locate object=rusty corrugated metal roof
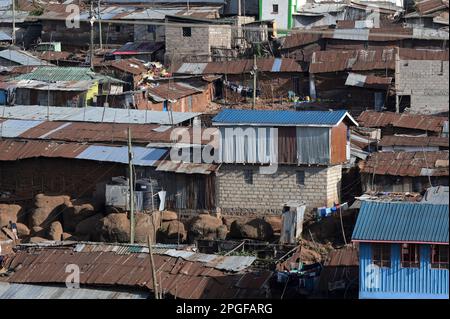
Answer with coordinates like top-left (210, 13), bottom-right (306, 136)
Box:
top-left (415, 0), bottom-right (448, 15)
top-left (357, 111), bottom-right (447, 132)
top-left (147, 81), bottom-right (206, 101)
top-left (2, 244), bottom-right (272, 299)
top-left (0, 139), bottom-right (89, 161)
top-left (360, 151), bottom-right (449, 176)
top-left (379, 135), bottom-right (449, 147)
top-left (176, 58), bottom-right (305, 75)
top-left (324, 247), bottom-right (359, 267)
top-left (156, 160), bottom-right (218, 175)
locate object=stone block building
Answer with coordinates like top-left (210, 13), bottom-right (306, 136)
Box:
top-left (395, 55), bottom-right (449, 115)
top-left (212, 109), bottom-right (358, 214)
top-left (165, 16), bottom-right (233, 64)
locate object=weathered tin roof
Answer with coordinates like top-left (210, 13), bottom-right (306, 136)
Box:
top-left (147, 81), bottom-right (206, 102)
top-left (0, 49), bottom-right (49, 66)
top-left (212, 109), bottom-right (358, 127)
top-left (0, 139), bottom-right (167, 166)
top-left (15, 66), bottom-right (122, 83)
top-left (357, 111), bottom-right (447, 132)
top-left (379, 135), bottom-right (449, 148)
top-left (0, 105), bottom-right (201, 125)
top-left (76, 145), bottom-right (167, 166)
top-left (156, 160), bottom-right (218, 175)
top-left (175, 58), bottom-right (305, 75)
top-left (2, 243), bottom-right (272, 299)
top-left (360, 151), bottom-right (449, 176)
top-left (0, 30), bottom-right (12, 41)
top-left (0, 283), bottom-right (150, 299)
top-left (352, 201), bottom-right (449, 244)
top-left (345, 73), bottom-right (392, 89)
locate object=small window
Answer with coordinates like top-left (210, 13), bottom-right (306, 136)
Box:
top-left (182, 27), bottom-right (192, 37)
top-left (431, 245), bottom-right (449, 269)
top-left (296, 170), bottom-right (305, 186)
top-left (272, 4), bottom-right (279, 14)
top-left (147, 25), bottom-right (156, 33)
top-left (401, 243), bottom-right (420, 268)
top-left (115, 25), bottom-right (121, 32)
top-left (372, 243), bottom-right (391, 268)
top-left (244, 169), bottom-right (253, 184)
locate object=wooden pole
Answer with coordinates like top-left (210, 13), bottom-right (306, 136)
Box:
top-left (98, 0), bottom-right (103, 50)
top-left (252, 54), bottom-right (257, 108)
top-left (147, 234), bottom-right (159, 299)
top-left (128, 127), bottom-right (135, 244)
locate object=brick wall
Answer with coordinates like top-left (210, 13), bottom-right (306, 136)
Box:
top-left (216, 164), bottom-right (342, 215)
top-left (396, 59), bottom-right (449, 115)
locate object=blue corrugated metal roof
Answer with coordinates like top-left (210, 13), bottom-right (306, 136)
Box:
top-left (352, 202), bottom-right (449, 244)
top-left (0, 119), bottom-right (44, 138)
top-left (76, 145), bottom-right (167, 166)
top-left (212, 109), bottom-right (357, 126)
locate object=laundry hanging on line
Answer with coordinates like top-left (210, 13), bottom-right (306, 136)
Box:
top-left (223, 80), bottom-right (261, 98)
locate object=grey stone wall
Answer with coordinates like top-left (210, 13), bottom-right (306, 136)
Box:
top-left (396, 59), bottom-right (449, 115)
top-left (165, 25), bottom-right (232, 64)
top-left (216, 164), bottom-right (342, 215)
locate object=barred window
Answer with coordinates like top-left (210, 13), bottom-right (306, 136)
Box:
top-left (431, 245), bottom-right (449, 269)
top-left (401, 243), bottom-right (420, 268)
top-left (182, 27), bottom-right (192, 37)
top-left (372, 243), bottom-right (391, 268)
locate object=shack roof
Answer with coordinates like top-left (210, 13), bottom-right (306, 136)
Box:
top-left (0, 139), bottom-right (167, 166)
top-left (0, 105), bottom-right (201, 125)
top-left (360, 151), bottom-right (449, 176)
top-left (357, 111), bottom-right (448, 132)
top-left (147, 81), bottom-right (207, 102)
top-left (0, 49), bottom-right (49, 66)
top-left (113, 42), bottom-right (164, 55)
top-left (174, 58), bottom-right (305, 75)
top-left (15, 66), bottom-right (123, 83)
top-left (1, 242), bottom-right (272, 299)
top-left (352, 201), bottom-right (449, 244)
top-left (0, 118), bottom-right (215, 146)
top-left (379, 135), bottom-right (449, 148)
top-left (212, 109), bottom-right (358, 127)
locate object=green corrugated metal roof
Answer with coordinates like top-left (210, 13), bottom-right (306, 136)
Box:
top-left (352, 201), bottom-right (449, 244)
top-left (15, 67), bottom-right (123, 83)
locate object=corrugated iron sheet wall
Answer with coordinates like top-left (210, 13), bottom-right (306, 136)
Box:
top-left (219, 126), bottom-right (277, 164)
top-left (297, 127), bottom-right (330, 164)
top-left (278, 127), bottom-right (297, 164)
top-left (359, 243), bottom-right (449, 298)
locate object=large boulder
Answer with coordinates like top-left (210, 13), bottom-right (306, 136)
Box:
top-left (216, 225), bottom-right (228, 240)
top-left (135, 212), bottom-right (160, 244)
top-left (63, 199), bottom-right (97, 233)
top-left (0, 204), bottom-right (23, 228)
top-left (161, 210), bottom-right (178, 222)
top-left (188, 214), bottom-right (223, 241)
top-left (29, 194), bottom-right (71, 228)
top-left (97, 213), bottom-right (130, 243)
top-left (47, 221), bottom-right (63, 241)
top-left (74, 213), bottom-right (104, 241)
top-left (229, 218), bottom-right (274, 241)
top-left (16, 223), bottom-right (30, 237)
top-left (264, 216), bottom-right (282, 234)
top-left (158, 220), bottom-right (186, 243)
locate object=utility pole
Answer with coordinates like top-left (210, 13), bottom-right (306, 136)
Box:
top-left (252, 54), bottom-right (257, 108)
top-left (147, 234), bottom-right (160, 299)
top-left (89, 1), bottom-right (95, 70)
top-left (395, 46), bottom-right (400, 113)
top-left (12, 0), bottom-right (16, 45)
top-left (128, 127), bottom-right (135, 244)
top-left (98, 0), bottom-right (103, 50)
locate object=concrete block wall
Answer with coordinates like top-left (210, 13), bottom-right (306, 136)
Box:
top-left (209, 25), bottom-right (232, 49)
top-left (396, 60), bottom-right (449, 114)
top-left (165, 25), bottom-right (211, 63)
top-left (133, 24), bottom-right (165, 42)
top-left (216, 164), bottom-right (342, 215)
